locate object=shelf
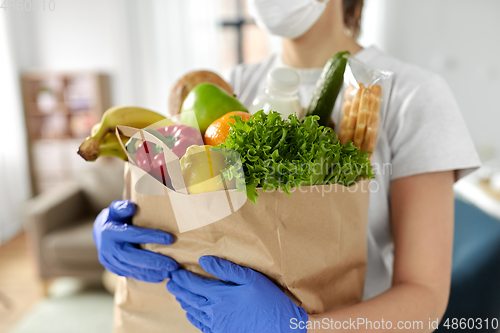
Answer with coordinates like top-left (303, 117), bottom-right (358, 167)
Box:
top-left (21, 71), bottom-right (111, 195)
top-left (29, 113), bottom-right (69, 117)
top-left (29, 102), bottom-right (68, 116)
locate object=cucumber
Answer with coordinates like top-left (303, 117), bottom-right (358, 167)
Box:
top-left (305, 51), bottom-right (349, 127)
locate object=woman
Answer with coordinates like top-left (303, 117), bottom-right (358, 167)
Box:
top-left (94, 0), bottom-right (481, 331)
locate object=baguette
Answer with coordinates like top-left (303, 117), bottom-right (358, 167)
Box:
top-left (339, 83), bottom-right (363, 144)
top-left (339, 85), bottom-right (353, 143)
top-left (361, 85), bottom-right (382, 154)
top-left (353, 87), bottom-right (371, 147)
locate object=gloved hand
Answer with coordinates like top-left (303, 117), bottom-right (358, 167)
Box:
top-left (93, 200), bottom-right (178, 282)
top-left (167, 256), bottom-right (308, 333)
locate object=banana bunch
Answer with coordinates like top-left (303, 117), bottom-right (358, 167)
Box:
top-left (78, 106), bottom-right (166, 161)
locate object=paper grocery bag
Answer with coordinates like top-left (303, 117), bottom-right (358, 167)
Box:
top-left (113, 126), bottom-right (371, 333)
top-left (116, 125), bottom-right (249, 233)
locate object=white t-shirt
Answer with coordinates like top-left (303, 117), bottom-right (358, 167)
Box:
top-left (229, 46), bottom-right (481, 300)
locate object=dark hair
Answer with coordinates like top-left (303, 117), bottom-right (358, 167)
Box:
top-left (343, 0), bottom-right (363, 31)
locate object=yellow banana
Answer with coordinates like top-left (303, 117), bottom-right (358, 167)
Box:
top-left (91, 122), bottom-right (101, 136)
top-left (78, 106), bottom-right (166, 161)
top-left (97, 132), bottom-right (129, 161)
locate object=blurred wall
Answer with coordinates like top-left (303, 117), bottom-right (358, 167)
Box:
top-left (0, 14), bottom-right (31, 245)
top-left (362, 0), bottom-right (500, 159)
top-left (7, 0), bottom-right (222, 115)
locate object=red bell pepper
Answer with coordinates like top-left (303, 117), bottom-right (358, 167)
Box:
top-left (135, 124), bottom-right (203, 186)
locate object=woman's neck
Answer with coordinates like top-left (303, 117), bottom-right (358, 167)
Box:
top-left (282, 35), bottom-right (362, 69)
top-left (281, 2), bottom-right (363, 69)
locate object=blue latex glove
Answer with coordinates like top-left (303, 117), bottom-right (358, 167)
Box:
top-left (93, 200), bottom-right (178, 282)
top-left (167, 256), bottom-right (308, 333)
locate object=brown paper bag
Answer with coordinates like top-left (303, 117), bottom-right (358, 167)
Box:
top-left (113, 125), bottom-right (370, 333)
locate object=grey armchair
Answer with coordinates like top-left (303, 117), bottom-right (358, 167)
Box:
top-left (23, 163), bottom-right (124, 294)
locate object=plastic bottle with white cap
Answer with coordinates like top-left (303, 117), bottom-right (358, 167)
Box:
top-left (250, 67), bottom-right (303, 119)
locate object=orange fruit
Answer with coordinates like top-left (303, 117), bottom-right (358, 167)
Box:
top-left (204, 111), bottom-right (251, 146)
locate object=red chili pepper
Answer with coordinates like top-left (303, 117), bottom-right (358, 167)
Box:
top-left (135, 125), bottom-right (203, 186)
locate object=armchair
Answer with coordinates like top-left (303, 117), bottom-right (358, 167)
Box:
top-left (23, 163), bottom-right (124, 294)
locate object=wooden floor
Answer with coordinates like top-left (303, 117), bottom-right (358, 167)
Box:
top-left (0, 233), bottom-right (42, 333)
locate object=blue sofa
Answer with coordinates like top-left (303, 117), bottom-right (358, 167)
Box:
top-left (436, 198), bottom-right (500, 331)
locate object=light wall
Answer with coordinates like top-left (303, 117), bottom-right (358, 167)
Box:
top-left (8, 0), bottom-right (129, 104)
top-left (8, 0), bottom-right (222, 115)
top-left (0, 14), bottom-right (31, 244)
top-left (362, 0), bottom-right (500, 159)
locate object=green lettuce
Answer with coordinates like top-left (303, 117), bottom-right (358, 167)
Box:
top-left (216, 111), bottom-right (374, 203)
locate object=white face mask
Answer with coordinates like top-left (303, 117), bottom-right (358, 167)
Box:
top-left (247, 0), bottom-right (330, 39)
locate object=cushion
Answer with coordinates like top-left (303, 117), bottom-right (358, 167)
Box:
top-left (77, 163), bottom-right (124, 212)
top-left (42, 218), bottom-right (101, 268)
top-left (436, 198), bottom-right (500, 331)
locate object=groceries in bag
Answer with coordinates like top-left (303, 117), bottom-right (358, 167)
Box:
top-left (74, 63), bottom-right (391, 332)
top-left (77, 106), bottom-right (166, 161)
top-left (306, 51), bottom-right (349, 127)
top-left (128, 125), bottom-right (204, 186)
top-left (338, 83), bottom-right (382, 153)
top-left (180, 82), bottom-right (248, 135)
top-left (218, 110), bottom-right (374, 203)
top-left (204, 111), bottom-right (252, 146)
top-left (335, 56), bottom-right (393, 155)
top-left (168, 70), bottom-right (234, 117)
top-left (250, 67), bottom-right (303, 119)
top-left (180, 144), bottom-right (236, 194)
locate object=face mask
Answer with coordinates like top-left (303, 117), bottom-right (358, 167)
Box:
top-left (247, 0), bottom-right (329, 39)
